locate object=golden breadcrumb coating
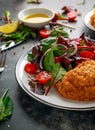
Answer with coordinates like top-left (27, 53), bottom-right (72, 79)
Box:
top-left (55, 60), bottom-right (95, 101)
top-left (90, 10), bottom-right (95, 28)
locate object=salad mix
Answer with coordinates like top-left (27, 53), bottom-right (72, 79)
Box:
top-left (24, 33), bottom-right (95, 95)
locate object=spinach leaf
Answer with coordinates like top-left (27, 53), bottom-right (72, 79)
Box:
top-left (0, 100), bottom-right (5, 121)
top-left (40, 37), bottom-right (57, 52)
top-left (45, 63), bottom-right (66, 95)
top-left (18, 25), bottom-right (36, 39)
top-left (27, 53), bottom-right (34, 61)
top-left (3, 96), bottom-right (13, 117)
top-left (2, 24), bottom-right (36, 46)
top-left (53, 46), bottom-right (67, 56)
top-left (43, 46), bottom-right (66, 82)
top-left (52, 63), bottom-right (66, 83)
top-left (0, 89), bottom-right (14, 121)
top-left (51, 27), bottom-right (69, 37)
top-left (43, 49), bottom-right (55, 71)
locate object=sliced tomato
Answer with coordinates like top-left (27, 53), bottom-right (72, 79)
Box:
top-left (36, 71), bottom-right (52, 85)
top-left (39, 29), bottom-right (50, 38)
top-left (24, 62), bottom-right (38, 74)
top-left (67, 10), bottom-right (77, 21)
top-left (79, 50), bottom-right (94, 59)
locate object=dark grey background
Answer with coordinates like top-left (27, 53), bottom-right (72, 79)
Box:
top-left (0, 0), bottom-right (95, 130)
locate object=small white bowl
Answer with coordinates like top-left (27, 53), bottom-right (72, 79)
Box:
top-left (18, 7), bottom-right (54, 28)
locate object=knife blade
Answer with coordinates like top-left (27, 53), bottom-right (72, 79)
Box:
top-left (0, 40), bottom-right (22, 51)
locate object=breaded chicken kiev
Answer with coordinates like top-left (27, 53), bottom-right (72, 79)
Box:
top-left (55, 60), bottom-right (95, 101)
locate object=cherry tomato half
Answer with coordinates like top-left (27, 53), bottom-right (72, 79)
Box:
top-left (79, 50), bottom-right (94, 59)
top-left (36, 71), bottom-right (52, 85)
top-left (24, 62), bottom-right (38, 74)
top-left (67, 10), bottom-right (77, 21)
top-left (39, 29), bottom-right (50, 38)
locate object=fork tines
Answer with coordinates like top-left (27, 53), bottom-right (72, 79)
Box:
top-left (0, 50), bottom-right (7, 68)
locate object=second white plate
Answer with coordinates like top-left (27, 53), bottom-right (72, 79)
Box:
top-left (84, 10), bottom-right (95, 31)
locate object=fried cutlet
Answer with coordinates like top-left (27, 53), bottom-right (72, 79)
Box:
top-left (55, 60), bottom-right (95, 101)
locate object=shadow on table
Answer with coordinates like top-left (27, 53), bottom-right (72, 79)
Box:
top-left (17, 87), bottom-right (95, 130)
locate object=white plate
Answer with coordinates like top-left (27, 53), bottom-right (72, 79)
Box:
top-left (15, 46), bottom-right (95, 110)
top-left (84, 10), bottom-right (95, 31)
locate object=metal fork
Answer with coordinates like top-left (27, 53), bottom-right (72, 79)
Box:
top-left (0, 50), bottom-right (7, 72)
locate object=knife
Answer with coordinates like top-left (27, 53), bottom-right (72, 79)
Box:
top-left (0, 40), bottom-right (22, 51)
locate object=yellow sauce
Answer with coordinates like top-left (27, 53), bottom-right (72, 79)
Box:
top-left (24, 14), bottom-right (49, 23)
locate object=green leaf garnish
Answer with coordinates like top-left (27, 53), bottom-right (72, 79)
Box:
top-left (0, 89), bottom-right (14, 121)
top-left (40, 37), bottom-right (57, 52)
top-left (45, 63), bottom-right (66, 95)
top-left (27, 53), bottom-right (35, 61)
top-left (43, 48), bottom-right (55, 71)
top-left (2, 24), bottom-right (36, 46)
top-left (51, 27), bottom-right (69, 37)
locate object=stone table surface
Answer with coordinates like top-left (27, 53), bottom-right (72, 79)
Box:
top-left (0, 0), bottom-right (95, 130)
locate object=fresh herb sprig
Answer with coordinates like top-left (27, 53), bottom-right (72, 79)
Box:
top-left (0, 88), bottom-right (14, 121)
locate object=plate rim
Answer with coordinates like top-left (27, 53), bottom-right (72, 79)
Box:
top-left (84, 9), bottom-right (95, 31)
top-left (15, 45), bottom-right (95, 111)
